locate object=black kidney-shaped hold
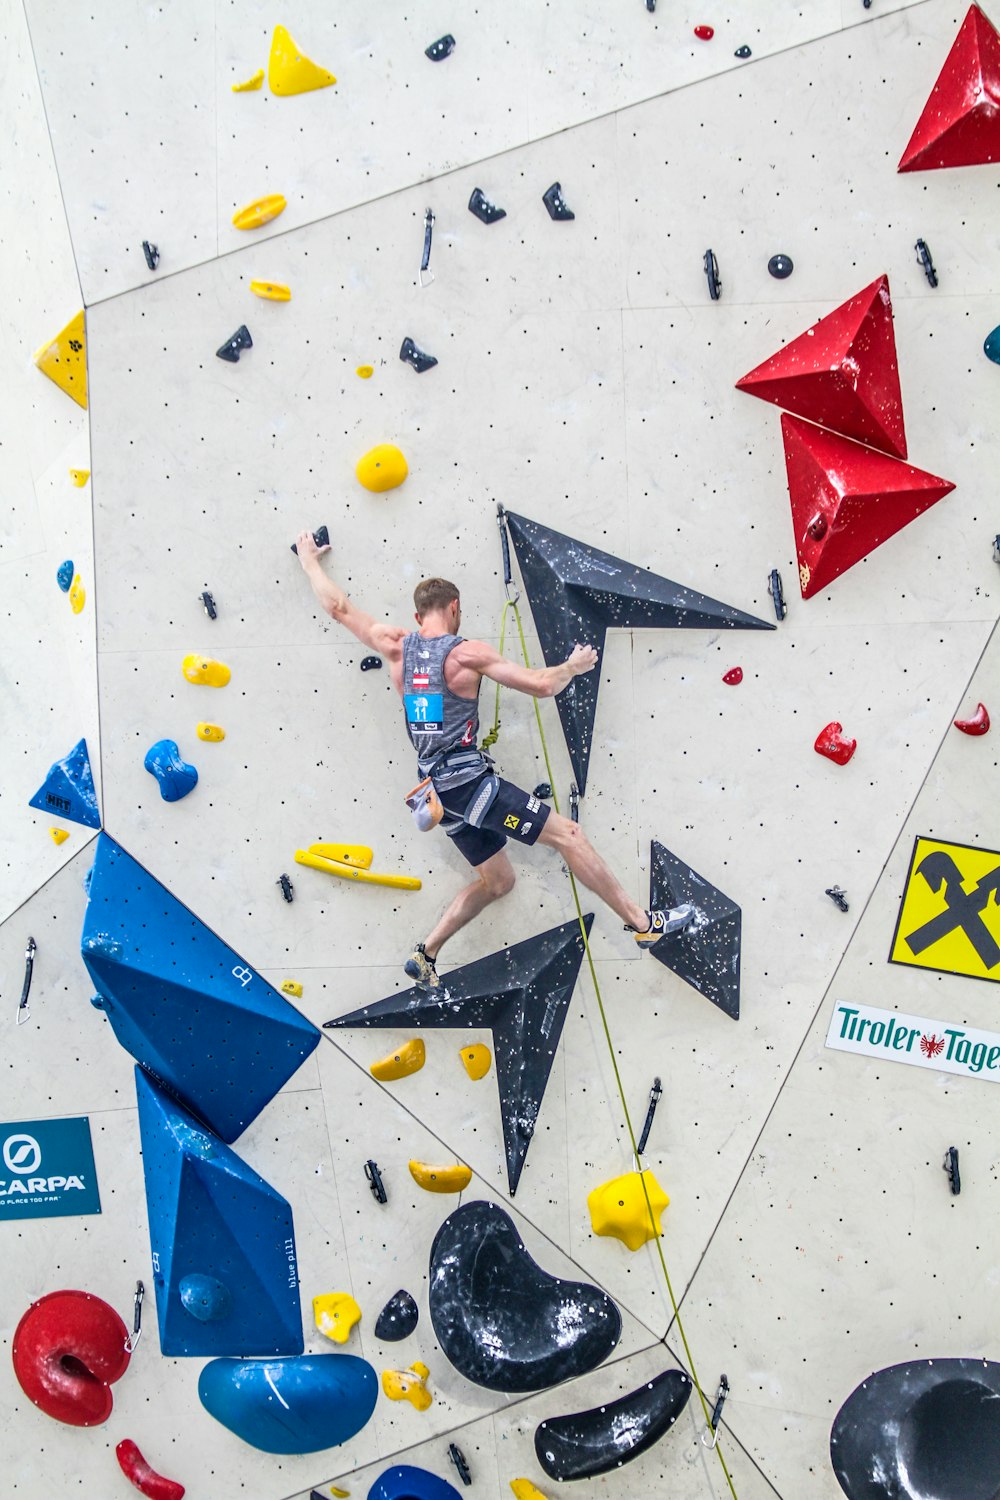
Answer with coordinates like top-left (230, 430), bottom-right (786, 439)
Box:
top-left (425, 33), bottom-right (455, 60)
top-left (534, 1367), bottom-right (692, 1480)
top-left (374, 1288), bottom-right (419, 1342)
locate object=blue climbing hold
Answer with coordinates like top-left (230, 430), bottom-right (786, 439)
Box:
top-left (144, 739), bottom-right (199, 801)
top-left (29, 737), bottom-right (101, 828)
top-left (57, 560), bottom-right (74, 591)
top-left (368, 1467), bottom-right (463, 1500)
top-left (985, 325), bottom-right (1000, 365)
top-left (199, 1353), bottom-right (378, 1453)
top-left (179, 1274), bottom-right (234, 1323)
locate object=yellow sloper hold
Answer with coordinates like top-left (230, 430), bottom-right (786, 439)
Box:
top-left (408, 1160), bottom-right (472, 1194)
top-left (511, 1482), bottom-right (549, 1500)
top-left (232, 67), bottom-right (265, 92)
top-left (196, 723), bottom-right (226, 742)
top-left (370, 1038), bottom-right (425, 1081)
top-left (50, 828), bottom-right (70, 845)
top-left (295, 849), bottom-right (420, 891)
top-left (34, 309), bottom-right (87, 409)
top-left (308, 843), bottom-right (373, 869)
top-left (313, 1292), bottom-right (361, 1345)
top-left (356, 444), bottom-right (409, 494)
top-left (182, 655), bottom-right (231, 687)
top-left (587, 1168), bottom-right (669, 1253)
top-left (69, 576), bottom-right (86, 614)
top-left (356, 365), bottom-right (374, 379)
top-left (268, 24), bottom-right (336, 96)
top-left (69, 468), bottom-right (90, 486)
top-left (281, 980), bottom-right (303, 998)
top-left (232, 194), bottom-right (287, 230)
top-left (250, 280), bottom-right (292, 301)
top-left (459, 1042), bottom-right (491, 1080)
top-left (381, 1362), bottom-right (432, 1411)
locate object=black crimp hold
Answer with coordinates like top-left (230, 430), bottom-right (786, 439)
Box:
top-left (425, 33), bottom-right (455, 61)
top-left (915, 238), bottom-right (938, 288)
top-left (290, 525), bottom-right (330, 556)
top-left (360, 656), bottom-right (382, 672)
top-left (216, 324), bottom-right (253, 363)
top-left (448, 1443), bottom-right (472, 1486)
top-left (468, 187), bottom-right (507, 224)
top-left (768, 568), bottom-right (787, 621)
top-left (142, 240), bottom-right (159, 270)
top-left (400, 336), bottom-right (438, 373)
top-left (704, 248), bottom-right (722, 300)
top-left (201, 591), bottom-right (217, 620)
top-left (365, 1158), bottom-right (388, 1204)
top-left (543, 182), bottom-right (575, 221)
top-left (277, 873), bottom-right (294, 903)
top-left (943, 1146), bottom-right (961, 1195)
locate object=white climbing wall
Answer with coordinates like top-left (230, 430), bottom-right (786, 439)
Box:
top-left (2, 2), bottom-right (998, 1498)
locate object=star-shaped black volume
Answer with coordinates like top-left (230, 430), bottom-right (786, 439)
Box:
top-left (647, 839), bottom-right (742, 1019)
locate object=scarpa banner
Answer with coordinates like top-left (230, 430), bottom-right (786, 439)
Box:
top-left (0, 1117), bottom-right (101, 1220)
top-left (826, 1001), bottom-right (1000, 1084)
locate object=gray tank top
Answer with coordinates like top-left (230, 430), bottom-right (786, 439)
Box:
top-left (401, 633), bottom-right (488, 789)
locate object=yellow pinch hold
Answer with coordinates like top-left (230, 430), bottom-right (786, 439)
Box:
top-left (408, 1160), bottom-right (472, 1194)
top-left (34, 309), bottom-right (87, 409)
top-left (356, 365), bottom-right (374, 379)
top-left (295, 849), bottom-right (421, 891)
top-left (370, 1038), bottom-right (425, 1082)
top-left (50, 828), bottom-right (70, 845)
top-left (307, 843), bottom-right (373, 869)
top-left (281, 979), bottom-right (303, 998)
top-left (313, 1291), bottom-right (361, 1345)
top-left (250, 279), bottom-right (292, 301)
top-left (356, 443), bottom-right (409, 494)
top-left (69, 468), bottom-right (90, 486)
top-left (586, 1168), bottom-right (669, 1252)
top-left (182, 654), bottom-right (231, 687)
top-left (196, 722), bottom-right (226, 742)
top-left (268, 24), bottom-right (337, 96)
top-left (381, 1361), bottom-right (432, 1411)
top-left (232, 194), bottom-right (287, 230)
top-left (232, 67), bottom-right (265, 92)
top-left (459, 1042), bottom-right (492, 1081)
top-left (69, 575), bottom-right (86, 614)
top-left (510, 1482), bottom-right (550, 1500)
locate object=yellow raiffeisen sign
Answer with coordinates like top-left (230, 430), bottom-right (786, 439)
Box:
top-left (889, 835), bottom-right (1000, 983)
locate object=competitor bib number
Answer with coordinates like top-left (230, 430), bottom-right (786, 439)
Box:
top-left (405, 692), bottom-right (443, 733)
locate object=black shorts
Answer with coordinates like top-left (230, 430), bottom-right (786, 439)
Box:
top-left (438, 774), bottom-right (551, 867)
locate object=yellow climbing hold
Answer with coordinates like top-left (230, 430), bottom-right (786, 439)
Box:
top-left (381, 1361), bottom-right (432, 1411)
top-left (370, 1038), bottom-right (425, 1082)
top-left (250, 279), bottom-right (291, 301)
top-left (69, 576), bottom-right (86, 614)
top-left (459, 1043), bottom-right (492, 1080)
top-left (182, 655), bottom-right (231, 687)
top-left (50, 828), bottom-right (70, 845)
top-left (196, 723), bottom-right (226, 742)
top-left (308, 843), bottom-right (373, 869)
top-left (356, 365), bottom-right (374, 379)
top-left (408, 1160), bottom-right (472, 1194)
top-left (510, 1482), bottom-right (550, 1500)
top-left (587, 1168), bottom-right (670, 1252)
top-left (268, 24), bottom-right (336, 96)
top-left (232, 194), bottom-right (287, 230)
top-left (356, 444), bottom-right (409, 494)
top-left (69, 468), bottom-right (90, 487)
top-left (232, 67), bottom-right (264, 92)
top-left (295, 849), bottom-right (420, 891)
top-left (280, 979), bottom-right (303, 998)
top-left (313, 1292), bottom-right (362, 1345)
top-left (33, 309), bottom-right (87, 409)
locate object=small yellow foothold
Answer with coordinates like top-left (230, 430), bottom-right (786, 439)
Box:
top-left (356, 443), bottom-right (409, 494)
top-left (510, 1481), bottom-right (550, 1500)
top-left (307, 843), bottom-right (373, 869)
top-left (232, 194), bottom-right (287, 231)
top-left (356, 365), bottom-right (374, 379)
top-left (381, 1361), bottom-right (432, 1410)
top-left (50, 828), bottom-right (70, 845)
top-left (280, 979), bottom-right (303, 998)
top-left (196, 722), bottom-right (226, 742)
top-left (250, 279), bottom-right (292, 301)
top-left (330, 1490), bottom-right (350, 1499)
top-left (587, 1168), bottom-right (670, 1252)
top-left (69, 575), bottom-right (86, 614)
top-left (68, 468), bottom-right (90, 487)
top-left (34, 309), bottom-right (87, 409)
top-left (268, 24), bottom-right (337, 96)
top-left (295, 849), bottom-right (420, 891)
top-left (232, 67), bottom-right (265, 92)
top-left (370, 1038), bottom-right (425, 1082)
top-left (408, 1160), bottom-right (472, 1194)
top-left (459, 1042), bottom-right (492, 1080)
top-left (313, 1291), bottom-right (361, 1345)
top-left (182, 655), bottom-right (231, 687)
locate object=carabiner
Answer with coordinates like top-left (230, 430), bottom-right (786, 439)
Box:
top-left (124, 1280), bottom-right (144, 1353)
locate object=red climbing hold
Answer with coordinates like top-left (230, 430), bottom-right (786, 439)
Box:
top-left (694, 25), bottom-right (715, 40)
top-left (116, 1440), bottom-right (186, 1500)
top-left (722, 667), bottom-right (743, 685)
top-left (953, 702), bottom-right (990, 735)
top-left (736, 275), bottom-right (907, 458)
top-left (780, 414), bottom-right (955, 599)
top-left (12, 1289), bottom-right (131, 1426)
top-left (898, 4), bottom-right (1000, 173)
top-left (814, 723), bottom-right (857, 766)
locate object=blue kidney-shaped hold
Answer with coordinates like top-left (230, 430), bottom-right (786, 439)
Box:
top-left (143, 739), bottom-right (198, 801)
top-left (198, 1353), bottom-right (378, 1453)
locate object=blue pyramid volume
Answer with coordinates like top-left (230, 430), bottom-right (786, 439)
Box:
top-left (135, 1067), bottom-right (303, 1357)
top-left (81, 833), bottom-right (320, 1142)
top-left (29, 737), bottom-right (101, 828)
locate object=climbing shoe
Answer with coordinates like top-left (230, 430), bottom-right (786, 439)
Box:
top-left (627, 905), bottom-right (695, 947)
top-left (404, 942), bottom-right (440, 989)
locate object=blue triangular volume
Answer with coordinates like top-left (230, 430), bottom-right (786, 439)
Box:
top-left (28, 737), bottom-right (101, 828)
top-left (135, 1068), bottom-right (303, 1357)
top-left (81, 833), bottom-right (320, 1142)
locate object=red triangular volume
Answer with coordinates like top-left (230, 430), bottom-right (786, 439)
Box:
top-left (781, 414), bottom-right (955, 598)
top-left (736, 276), bottom-right (907, 458)
top-left (899, 4), bottom-right (1000, 172)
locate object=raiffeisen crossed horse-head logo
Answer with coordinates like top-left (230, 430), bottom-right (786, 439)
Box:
top-left (3, 1133), bottom-right (41, 1175)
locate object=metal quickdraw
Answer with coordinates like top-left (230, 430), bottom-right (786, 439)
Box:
top-left (16, 937), bottom-right (36, 1026)
top-left (702, 1374), bottom-right (730, 1447)
top-left (419, 208), bottom-right (435, 287)
top-left (124, 1280), bottom-right (144, 1353)
top-left (636, 1077), bottom-right (662, 1156)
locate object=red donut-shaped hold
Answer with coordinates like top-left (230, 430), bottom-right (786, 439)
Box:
top-left (116, 1439), bottom-right (186, 1500)
top-left (12, 1289), bottom-right (130, 1426)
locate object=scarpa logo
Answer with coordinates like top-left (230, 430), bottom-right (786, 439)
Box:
top-left (3, 1133), bottom-right (41, 1174)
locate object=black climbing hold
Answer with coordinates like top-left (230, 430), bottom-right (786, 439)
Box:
top-left (399, 336), bottom-right (438, 373)
top-left (360, 656), bottom-right (382, 672)
top-left (531, 782), bottom-right (552, 800)
top-left (425, 34), bottom-right (455, 61)
top-left (216, 324), bottom-right (253, 363)
top-left (768, 567), bottom-right (787, 621)
top-left (506, 511), bottom-right (773, 794)
top-left (915, 237), bottom-right (938, 288)
top-left (535, 1368), bottom-right (692, 1480)
top-left (825, 885), bottom-right (849, 912)
top-left (734, 44), bottom-right (752, 58)
top-left (704, 248), bottom-right (721, 300)
top-left (646, 0), bottom-right (656, 10)
top-left (768, 253), bottom-right (794, 279)
top-left (646, 839), bottom-right (742, 1020)
top-left (542, 182), bottom-right (575, 221)
top-left (374, 1288), bottom-right (418, 1341)
top-left (290, 525), bottom-right (330, 556)
top-left (943, 1145), bottom-right (961, 1195)
top-left (830, 1360), bottom-right (1000, 1500)
top-left (447, 1443), bottom-right (472, 1486)
top-left (277, 873), bottom-right (293, 902)
top-left (569, 784), bottom-right (580, 823)
top-left (428, 1201), bottom-right (621, 1391)
top-left (142, 240), bottom-right (160, 271)
top-left (201, 590), bottom-right (217, 620)
top-left (326, 916), bottom-right (593, 1196)
top-left (364, 1158), bottom-right (387, 1204)
top-left (468, 187), bottom-right (507, 225)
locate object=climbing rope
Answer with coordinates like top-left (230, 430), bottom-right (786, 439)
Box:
top-left (502, 597), bottom-right (741, 1500)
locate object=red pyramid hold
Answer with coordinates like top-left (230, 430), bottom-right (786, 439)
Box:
top-left (780, 414), bottom-right (955, 599)
top-left (898, 4), bottom-right (1000, 172)
top-left (736, 276), bottom-right (907, 458)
